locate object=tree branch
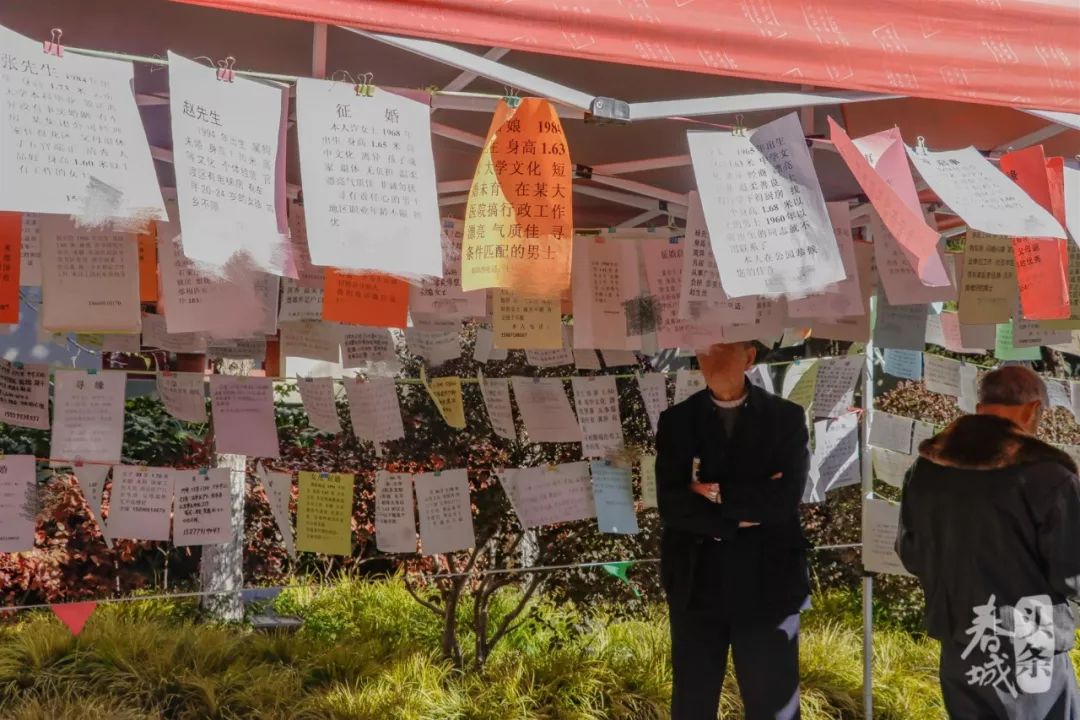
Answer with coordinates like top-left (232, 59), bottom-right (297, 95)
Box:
top-left (486, 572), bottom-right (546, 650)
top-left (403, 572), bottom-right (445, 617)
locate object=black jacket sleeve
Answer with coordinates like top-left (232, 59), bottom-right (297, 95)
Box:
top-left (1026, 464), bottom-right (1080, 604)
top-left (895, 463), bottom-right (923, 577)
top-left (655, 409), bottom-right (729, 537)
top-left (715, 405), bottom-right (810, 526)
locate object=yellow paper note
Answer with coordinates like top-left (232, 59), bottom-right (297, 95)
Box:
top-left (296, 471), bottom-right (354, 556)
top-left (428, 376), bottom-right (467, 429)
top-left (461, 98), bottom-right (573, 298)
top-left (492, 289), bottom-right (562, 349)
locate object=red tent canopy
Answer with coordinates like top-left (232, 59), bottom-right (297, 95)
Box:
top-left (173, 0), bottom-right (1080, 112)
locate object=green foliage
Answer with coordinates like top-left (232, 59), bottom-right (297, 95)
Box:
top-left (0, 579), bottom-right (1077, 720)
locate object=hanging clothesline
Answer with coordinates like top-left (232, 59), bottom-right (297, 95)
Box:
top-left (0, 543), bottom-right (863, 614)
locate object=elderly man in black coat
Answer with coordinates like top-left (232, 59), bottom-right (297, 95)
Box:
top-left (656, 341), bottom-right (811, 720)
top-left (898, 365), bottom-right (1080, 719)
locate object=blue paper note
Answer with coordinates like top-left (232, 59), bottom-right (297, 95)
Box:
top-left (590, 462), bottom-right (639, 535)
top-left (883, 349), bottom-right (923, 380)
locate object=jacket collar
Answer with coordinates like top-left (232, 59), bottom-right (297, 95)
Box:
top-left (919, 414), bottom-right (1077, 473)
top-left (691, 379), bottom-right (762, 421)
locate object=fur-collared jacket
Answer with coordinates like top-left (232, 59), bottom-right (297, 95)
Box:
top-left (897, 414), bottom-right (1080, 652)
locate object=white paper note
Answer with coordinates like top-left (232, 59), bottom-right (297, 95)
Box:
top-left (405, 327), bottom-right (462, 367)
top-left (912, 420), bottom-right (937, 449)
top-left (415, 469), bottom-right (475, 555)
top-left (812, 356), bottom-right (864, 418)
top-left (284, 204), bottom-right (325, 288)
top-left (173, 468), bottom-right (233, 546)
top-left (209, 376), bottom-right (280, 458)
top-left (344, 376), bottom-right (405, 444)
top-left (642, 236), bottom-right (693, 349)
top-left (640, 454), bottom-right (658, 509)
top-left (812, 414), bottom-right (861, 493)
top-left (788, 202), bottom-right (866, 318)
top-left (258, 467), bottom-right (296, 559)
top-left (673, 368), bottom-right (705, 405)
top-left (601, 350), bottom-right (638, 368)
top-left (74, 463), bottom-right (112, 546)
top-left (207, 337), bottom-right (268, 362)
top-left (868, 411), bottom-right (913, 454)
top-left (158, 231), bottom-right (278, 338)
top-left (958, 363), bottom-right (979, 414)
top-left (157, 372), bottom-right (207, 423)
top-left (590, 462), bottom-right (639, 535)
top-left (923, 354), bottom-right (961, 397)
top-left (50, 370), bottom-right (126, 464)
top-left (907, 146), bottom-right (1065, 239)
top-left (0, 26), bottom-right (166, 222)
top-left (637, 373), bottom-right (669, 434)
top-left (140, 313), bottom-right (207, 354)
top-left (573, 349), bottom-right (601, 370)
top-left (473, 327), bottom-right (508, 363)
top-left (480, 377), bottom-right (516, 440)
top-left (862, 498), bottom-right (912, 576)
top-left (168, 52), bottom-right (290, 275)
top-left (40, 217), bottom-right (140, 333)
top-left (279, 278), bottom-right (324, 322)
top-left (873, 294), bottom-right (928, 351)
top-left (107, 465), bottom-right (176, 542)
top-left (1046, 378), bottom-right (1071, 410)
top-left (571, 376), bottom-right (624, 458)
top-left (375, 471), bottom-right (417, 554)
top-left (571, 235), bottom-right (641, 350)
top-left (500, 462), bottom-right (596, 529)
top-left (297, 376), bottom-right (342, 434)
top-left (0, 455), bottom-right (37, 552)
top-left (510, 377), bottom-right (582, 443)
top-left (280, 321), bottom-right (342, 363)
top-left (340, 327), bottom-right (396, 368)
top-left (296, 78), bottom-right (442, 278)
top-left (409, 219), bottom-right (486, 317)
top-left (0, 359), bottom-right (49, 430)
top-left (688, 112), bottom-right (844, 298)
top-left (872, 447), bottom-right (913, 489)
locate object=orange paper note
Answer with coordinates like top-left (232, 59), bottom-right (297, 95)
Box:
top-left (1001, 147), bottom-right (1069, 321)
top-left (461, 98), bottom-right (573, 298)
top-left (0, 212), bottom-right (20, 324)
top-left (322, 269), bottom-right (409, 328)
top-left (137, 225), bottom-right (159, 303)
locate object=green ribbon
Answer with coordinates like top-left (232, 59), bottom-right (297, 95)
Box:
top-left (601, 562), bottom-right (641, 598)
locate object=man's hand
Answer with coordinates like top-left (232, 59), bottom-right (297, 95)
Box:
top-left (689, 482), bottom-right (720, 503)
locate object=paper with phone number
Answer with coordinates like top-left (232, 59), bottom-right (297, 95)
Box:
top-left (409, 219), bottom-right (486, 318)
top-left (480, 377), bottom-right (516, 440)
top-left (168, 52), bottom-right (290, 276)
top-left (862, 498), bottom-right (911, 577)
top-left (492, 289), bottom-right (562, 350)
top-left (0, 455), bottom-right (37, 552)
top-left (812, 356), bottom-right (863, 419)
top-left (688, 112), bottom-right (844, 298)
top-left (296, 471), bottom-right (354, 556)
top-left (50, 370), bottom-right (126, 465)
top-left (322, 270), bottom-right (409, 329)
top-left (209, 376), bottom-right (281, 458)
top-left (0, 25), bottom-right (166, 222)
top-left (958, 230), bottom-right (1016, 325)
top-left (107, 465), bottom-right (177, 542)
top-left (461, 98), bottom-right (573, 298)
top-left (74, 463), bottom-right (112, 547)
top-left (641, 236), bottom-right (693, 350)
top-left (375, 471), bottom-right (417, 554)
top-left (571, 376), bottom-right (624, 459)
top-left (427, 376), bottom-right (467, 430)
top-left (40, 216), bottom-right (141, 333)
top-left (0, 359), bottom-right (49, 430)
top-left (415, 469), bottom-right (475, 555)
top-left (173, 469), bottom-right (233, 547)
top-left (812, 413), bottom-right (860, 494)
top-left (295, 78), bottom-right (442, 280)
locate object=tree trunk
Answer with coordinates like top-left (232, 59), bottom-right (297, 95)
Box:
top-left (199, 357), bottom-right (252, 621)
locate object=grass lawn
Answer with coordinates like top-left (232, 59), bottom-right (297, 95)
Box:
top-left (0, 579), bottom-right (1075, 719)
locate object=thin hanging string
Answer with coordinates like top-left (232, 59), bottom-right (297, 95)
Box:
top-left (0, 543), bottom-right (862, 613)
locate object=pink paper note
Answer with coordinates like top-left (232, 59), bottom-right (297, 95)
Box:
top-left (829, 120), bottom-right (947, 288)
top-left (209, 376), bottom-right (281, 458)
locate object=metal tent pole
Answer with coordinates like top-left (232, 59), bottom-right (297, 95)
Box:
top-left (860, 335), bottom-right (876, 720)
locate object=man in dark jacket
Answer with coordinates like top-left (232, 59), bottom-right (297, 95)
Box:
top-left (897, 365), bottom-right (1080, 719)
top-left (656, 341), bottom-right (811, 720)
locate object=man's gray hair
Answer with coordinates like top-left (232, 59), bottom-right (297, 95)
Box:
top-left (978, 366), bottom-right (1048, 406)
